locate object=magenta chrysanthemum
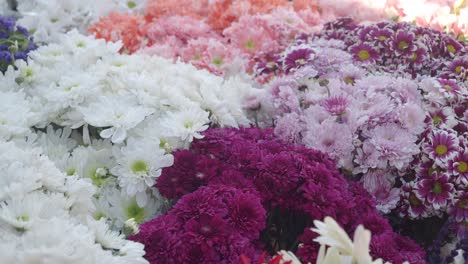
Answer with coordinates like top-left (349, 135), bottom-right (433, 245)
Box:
top-left (424, 130), bottom-right (460, 166)
top-left (416, 173), bottom-right (454, 210)
top-left (350, 43), bottom-right (379, 63)
top-left (448, 151), bottom-right (468, 185)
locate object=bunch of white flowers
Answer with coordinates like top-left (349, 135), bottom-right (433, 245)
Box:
top-left (0, 30), bottom-right (258, 234)
top-left (1, 0), bottom-right (146, 43)
top-left (0, 139), bottom-right (148, 263)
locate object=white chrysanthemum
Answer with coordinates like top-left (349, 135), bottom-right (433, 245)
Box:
top-left (72, 145), bottom-right (117, 188)
top-left (79, 94), bottom-right (154, 143)
top-left (112, 137), bottom-right (174, 206)
top-left (86, 217), bottom-right (125, 250)
top-left (35, 126), bottom-right (77, 164)
top-left (160, 107), bottom-right (210, 146)
top-left (16, 0), bottom-right (143, 44)
top-left (0, 91), bottom-right (36, 140)
top-left (106, 188), bottom-right (163, 228)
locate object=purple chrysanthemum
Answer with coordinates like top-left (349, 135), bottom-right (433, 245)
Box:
top-left (437, 79), bottom-right (462, 97)
top-left (350, 43), bottom-right (379, 63)
top-left (392, 30), bottom-right (417, 56)
top-left (424, 130), bottom-right (460, 166)
top-left (427, 107), bottom-right (458, 128)
top-left (448, 151), bottom-right (468, 185)
top-left (447, 57), bottom-right (467, 80)
top-left (282, 46), bottom-right (314, 72)
top-left (400, 183), bottom-right (430, 219)
top-left (416, 173), bottom-right (454, 209)
top-left (449, 191), bottom-right (468, 223)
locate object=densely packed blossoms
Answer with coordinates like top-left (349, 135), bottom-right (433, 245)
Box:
top-left (0, 16), bottom-right (36, 73)
top-left (0, 0), bottom-right (146, 43)
top-left (132, 128), bottom-right (425, 263)
top-left (0, 139), bottom-right (148, 263)
top-left (0, 29), bottom-right (259, 237)
top-left (251, 18), bottom-right (467, 262)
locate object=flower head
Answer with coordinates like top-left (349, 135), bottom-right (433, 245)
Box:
top-left (416, 173), bottom-right (454, 210)
top-left (350, 43), bottom-right (379, 63)
top-left (424, 129), bottom-right (460, 166)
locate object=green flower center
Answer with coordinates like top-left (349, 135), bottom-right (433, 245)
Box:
top-left (131, 160), bottom-right (148, 174)
top-left (212, 57), bottom-right (223, 66)
top-left (398, 41), bottom-right (409, 50)
top-left (458, 199), bottom-right (467, 209)
top-left (50, 18), bottom-right (58, 23)
top-left (455, 65), bottom-right (462, 74)
top-left (447, 44), bottom-right (456, 53)
top-left (432, 182), bottom-right (443, 194)
top-left (409, 193), bottom-right (421, 206)
top-left (435, 145), bottom-right (448, 156)
top-left (76, 41), bottom-right (85, 48)
top-left (443, 84), bottom-right (453, 91)
top-left (433, 116), bottom-right (442, 125)
top-left (127, 1), bottom-right (137, 8)
top-left (16, 215), bottom-right (29, 222)
top-left (126, 200), bottom-right (145, 223)
top-left (90, 167), bottom-right (109, 186)
top-left (184, 121), bottom-right (193, 129)
top-left (66, 168), bottom-right (76, 176)
top-left (357, 50), bottom-right (370, 61)
top-left (245, 40), bottom-right (255, 50)
top-left (94, 211), bottom-right (107, 220)
top-left (409, 52), bottom-right (418, 62)
top-left (457, 161), bottom-right (467, 173)
top-left (344, 76), bottom-right (355, 85)
top-left (378, 35), bottom-right (387, 41)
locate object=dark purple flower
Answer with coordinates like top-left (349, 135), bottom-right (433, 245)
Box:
top-left (447, 151), bottom-right (468, 185)
top-left (282, 47), bottom-right (314, 72)
top-left (449, 191), bottom-right (468, 223)
top-left (350, 43), bottom-right (379, 63)
top-left (423, 130), bottom-right (460, 165)
top-left (443, 36), bottom-right (464, 56)
top-left (226, 192), bottom-right (266, 240)
top-left (416, 173), bottom-right (454, 209)
top-left (184, 214), bottom-right (229, 246)
top-left (446, 57), bottom-right (467, 80)
top-left (392, 30), bottom-right (417, 55)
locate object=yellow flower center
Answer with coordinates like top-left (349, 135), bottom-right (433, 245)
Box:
top-left (455, 65), bottom-right (462, 74)
top-left (409, 52), bottom-right (418, 62)
top-left (378, 35), bottom-right (387, 41)
top-left (457, 161), bottom-right (468, 173)
top-left (398, 41), bottom-right (409, 50)
top-left (447, 44), bottom-right (456, 53)
top-left (443, 84), bottom-right (453, 91)
top-left (435, 145), bottom-right (448, 156)
top-left (358, 50), bottom-right (370, 61)
top-left (344, 76), bottom-right (355, 84)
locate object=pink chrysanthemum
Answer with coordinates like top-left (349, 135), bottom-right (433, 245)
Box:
top-left (321, 95), bottom-right (349, 116)
top-left (349, 43), bottom-right (379, 63)
top-left (424, 129), bottom-right (460, 166)
top-left (416, 173), bottom-right (454, 210)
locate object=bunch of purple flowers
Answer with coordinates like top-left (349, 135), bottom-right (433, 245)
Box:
top-left (251, 19), bottom-right (467, 262)
top-left (131, 128), bottom-right (425, 263)
top-left (0, 16), bottom-right (36, 73)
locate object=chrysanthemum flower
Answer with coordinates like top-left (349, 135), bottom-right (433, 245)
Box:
top-left (448, 151), bottom-right (468, 185)
top-left (391, 30), bottom-right (417, 56)
top-left (349, 43), bottom-right (379, 63)
top-left (321, 95), bottom-right (349, 116)
top-left (427, 107), bottom-right (458, 128)
top-left (449, 191), bottom-right (468, 223)
top-left (416, 173), bottom-right (454, 210)
top-left (282, 46), bottom-right (315, 72)
top-left (424, 129), bottom-right (460, 166)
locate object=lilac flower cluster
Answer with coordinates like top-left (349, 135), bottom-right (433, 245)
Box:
top-left (131, 128), bottom-right (425, 263)
top-left (0, 16), bottom-right (36, 73)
